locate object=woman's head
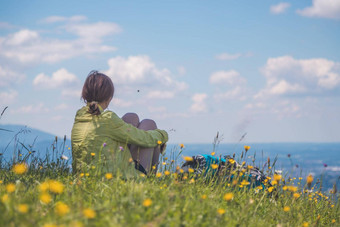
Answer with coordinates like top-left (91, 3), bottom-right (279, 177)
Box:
top-left (82, 70), bottom-right (114, 115)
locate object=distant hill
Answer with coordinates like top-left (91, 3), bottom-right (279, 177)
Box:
top-left (0, 124), bottom-right (71, 161)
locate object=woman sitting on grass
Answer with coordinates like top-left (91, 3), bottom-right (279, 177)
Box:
top-left (71, 71), bottom-right (168, 177)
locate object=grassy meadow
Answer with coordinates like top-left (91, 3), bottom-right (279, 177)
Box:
top-left (0, 135), bottom-right (339, 227)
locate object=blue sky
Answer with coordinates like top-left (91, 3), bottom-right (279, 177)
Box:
top-left (1, 0), bottom-right (339, 143)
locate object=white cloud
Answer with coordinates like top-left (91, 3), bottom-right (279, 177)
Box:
top-left (13, 103), bottom-right (49, 114)
top-left (104, 55), bottom-right (187, 98)
top-left (177, 66), bottom-right (186, 75)
top-left (146, 91), bottom-right (175, 99)
top-left (270, 2), bottom-right (291, 14)
top-left (110, 97), bottom-right (133, 108)
top-left (213, 86), bottom-right (246, 101)
top-left (61, 89), bottom-right (82, 98)
top-left (0, 18), bottom-right (120, 64)
top-left (297, 0), bottom-right (340, 19)
top-left (190, 93), bottom-right (207, 113)
top-left (215, 53), bottom-right (242, 61)
top-left (0, 90), bottom-right (18, 105)
top-left (40, 15), bottom-right (87, 23)
top-left (210, 70), bottom-right (246, 85)
top-left (33, 68), bottom-right (79, 89)
top-left (256, 56), bottom-right (340, 97)
top-left (54, 103), bottom-right (69, 110)
top-left (0, 65), bottom-right (25, 87)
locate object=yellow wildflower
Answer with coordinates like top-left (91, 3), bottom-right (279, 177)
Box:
top-left (188, 168), bottom-right (194, 173)
top-left (282, 186), bottom-right (288, 191)
top-left (283, 206), bottom-right (290, 212)
top-left (332, 219), bottom-right (336, 223)
top-left (247, 165), bottom-right (253, 170)
top-left (105, 173), bottom-right (113, 180)
top-left (180, 144), bottom-right (184, 148)
top-left (164, 171), bottom-right (170, 176)
top-left (244, 145), bottom-right (250, 151)
top-left (6, 183), bottom-right (16, 193)
top-left (211, 164), bottom-right (218, 169)
top-left (183, 156), bottom-right (193, 162)
top-left (183, 176), bottom-right (188, 180)
top-left (223, 193), bottom-right (233, 201)
top-left (229, 159), bottom-right (235, 164)
top-left (85, 173), bottom-right (89, 177)
top-left (201, 194), bottom-right (207, 200)
top-left (43, 224), bottom-right (58, 227)
top-left (306, 174), bottom-right (313, 184)
top-left (232, 180), bottom-right (238, 186)
top-left (189, 178), bottom-right (195, 184)
top-left (217, 208), bottom-right (226, 215)
top-left (83, 208), bottom-right (96, 219)
top-left (91, 166), bottom-right (96, 169)
top-left (274, 174), bottom-right (282, 181)
top-left (240, 180), bottom-right (250, 186)
top-left (268, 187), bottom-right (274, 193)
top-left (157, 140), bottom-right (162, 145)
top-left (293, 193), bottom-right (300, 199)
top-left (143, 198), bottom-right (152, 207)
top-left (1, 194), bottom-right (9, 203)
top-left (49, 180), bottom-right (64, 194)
top-left (91, 153), bottom-right (95, 156)
top-left (156, 172), bottom-right (162, 178)
top-left (179, 169), bottom-right (184, 173)
top-left (272, 180), bottom-right (278, 185)
top-left (17, 204), bottom-right (29, 213)
top-left (80, 173), bottom-right (85, 177)
top-left (211, 152), bottom-right (215, 156)
top-left (40, 193), bottom-right (52, 204)
top-left (55, 202), bottom-right (69, 216)
top-left (12, 163), bottom-right (28, 175)
top-left (129, 158), bottom-right (133, 163)
top-left (162, 162), bottom-right (166, 165)
top-left (302, 222), bottom-right (309, 227)
top-left (288, 186), bottom-right (298, 192)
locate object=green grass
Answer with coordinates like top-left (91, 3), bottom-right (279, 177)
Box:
top-left (0, 138), bottom-right (339, 226)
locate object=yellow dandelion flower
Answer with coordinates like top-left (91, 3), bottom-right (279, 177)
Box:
top-left (49, 180), bottom-right (64, 194)
top-left (17, 204), bottom-right (29, 213)
top-left (283, 206), bottom-right (290, 212)
top-left (211, 164), bottom-right (218, 169)
top-left (6, 183), bottom-right (16, 193)
top-left (223, 193), bottom-right (233, 201)
top-left (105, 173), bottom-right (113, 180)
top-left (80, 173), bottom-right (85, 177)
top-left (288, 186), bottom-right (298, 192)
top-left (274, 174), bottom-right (282, 181)
top-left (302, 222), bottom-right (309, 227)
top-left (55, 202), bottom-right (69, 216)
top-left (268, 187), bottom-right (274, 193)
top-left (0, 180), bottom-right (2, 184)
top-left (143, 198), bottom-right (152, 207)
top-left (129, 158), bottom-right (133, 163)
top-left (211, 152), bottom-right (215, 156)
top-left (91, 166), bottom-right (96, 169)
top-left (43, 224), bottom-right (58, 227)
top-left (247, 165), bottom-right (253, 170)
top-left (91, 153), bottom-right (95, 156)
top-left (232, 180), bottom-right (238, 186)
top-left (188, 168), bottom-right (194, 173)
top-left (152, 165), bottom-right (156, 170)
top-left (217, 208), bottom-right (226, 215)
top-left (183, 176), bottom-right (188, 180)
top-left (306, 174), bottom-right (313, 184)
top-left (164, 171), bottom-right (170, 176)
top-left (183, 156), bottom-right (193, 162)
top-left (12, 163), bottom-right (28, 175)
top-left (242, 161), bottom-right (246, 166)
top-left (272, 180), bottom-right (278, 185)
top-left (179, 169), bottom-right (184, 173)
top-left (85, 173), bottom-right (90, 177)
top-left (299, 177), bottom-right (303, 180)
top-left (40, 193), bottom-right (52, 204)
top-left (229, 159), bottom-right (235, 164)
top-left (241, 180), bottom-right (250, 186)
top-left (1, 194), bottom-right (9, 203)
top-left (83, 208), bottom-right (96, 219)
top-left (244, 145), bottom-right (250, 151)
top-left (257, 186), bottom-right (263, 190)
top-left (162, 162), bottom-right (166, 165)
top-left (293, 193), bottom-right (300, 199)
top-left (180, 144), bottom-right (184, 148)
top-left (201, 194), bottom-right (207, 200)
top-left (140, 173), bottom-right (146, 178)
top-left (331, 219), bottom-right (336, 223)
top-left (282, 186), bottom-right (288, 191)
top-left (189, 178), bottom-right (195, 184)
top-left (156, 172), bottom-right (162, 178)
top-left (157, 140), bottom-right (162, 145)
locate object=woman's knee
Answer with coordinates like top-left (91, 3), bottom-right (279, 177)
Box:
top-left (122, 112), bottom-right (139, 127)
top-left (138, 119), bottom-right (157, 131)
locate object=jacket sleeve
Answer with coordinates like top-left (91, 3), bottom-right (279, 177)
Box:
top-left (104, 112), bottom-right (168, 148)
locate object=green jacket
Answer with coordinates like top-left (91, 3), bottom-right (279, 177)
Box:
top-left (71, 105), bottom-right (168, 177)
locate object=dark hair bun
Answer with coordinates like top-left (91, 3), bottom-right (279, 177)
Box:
top-left (88, 101), bottom-right (101, 115)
